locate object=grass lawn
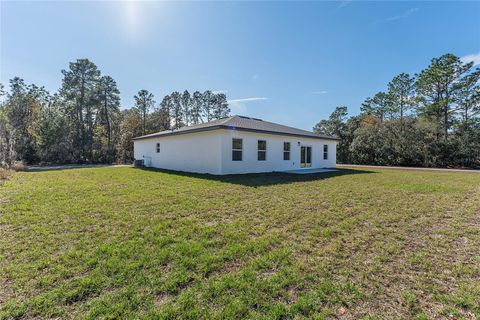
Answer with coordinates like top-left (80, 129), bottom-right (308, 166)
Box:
top-left (1, 167), bottom-right (479, 319)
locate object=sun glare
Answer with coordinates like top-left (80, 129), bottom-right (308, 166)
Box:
top-left (124, 1), bottom-right (139, 37)
top-left (119, 1), bottom-right (165, 41)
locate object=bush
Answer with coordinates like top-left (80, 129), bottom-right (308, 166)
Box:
top-left (11, 161), bottom-right (27, 172)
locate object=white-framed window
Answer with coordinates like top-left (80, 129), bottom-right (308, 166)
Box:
top-left (283, 142), bottom-right (290, 160)
top-left (323, 144), bottom-right (328, 160)
top-left (156, 142), bottom-right (160, 153)
top-left (258, 140), bottom-right (266, 161)
top-left (232, 138), bottom-right (242, 161)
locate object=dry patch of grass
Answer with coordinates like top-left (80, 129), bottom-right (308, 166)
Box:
top-left (0, 168), bottom-right (13, 180)
top-left (0, 167), bottom-right (479, 319)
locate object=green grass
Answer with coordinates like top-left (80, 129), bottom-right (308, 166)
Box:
top-left (1, 167), bottom-right (479, 319)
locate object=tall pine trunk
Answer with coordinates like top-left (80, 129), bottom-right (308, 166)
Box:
top-left (79, 78), bottom-right (86, 162)
top-left (104, 93), bottom-right (112, 161)
top-left (444, 94), bottom-right (448, 140)
top-left (444, 107), bottom-right (448, 140)
top-left (143, 109), bottom-right (146, 135)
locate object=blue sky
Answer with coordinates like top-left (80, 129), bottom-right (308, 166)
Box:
top-left (1, 1), bottom-right (479, 130)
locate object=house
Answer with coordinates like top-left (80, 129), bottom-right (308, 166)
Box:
top-left (133, 115), bottom-right (339, 175)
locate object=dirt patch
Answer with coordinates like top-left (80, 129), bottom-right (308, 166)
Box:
top-left (287, 286), bottom-right (298, 304)
top-left (212, 259), bottom-right (244, 278)
top-left (154, 293), bottom-right (170, 308)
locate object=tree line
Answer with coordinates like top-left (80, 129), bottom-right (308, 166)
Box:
top-left (0, 59), bottom-right (230, 166)
top-left (1, 53), bottom-right (478, 168)
top-left (314, 53), bottom-right (480, 168)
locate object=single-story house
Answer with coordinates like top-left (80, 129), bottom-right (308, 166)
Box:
top-left (133, 115), bottom-right (339, 175)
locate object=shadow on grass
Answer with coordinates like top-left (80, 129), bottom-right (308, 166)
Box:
top-left (137, 167), bottom-right (375, 187)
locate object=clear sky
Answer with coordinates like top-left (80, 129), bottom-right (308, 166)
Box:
top-left (1, 1), bottom-right (479, 130)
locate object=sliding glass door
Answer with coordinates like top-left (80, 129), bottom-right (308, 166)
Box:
top-left (300, 146), bottom-right (312, 168)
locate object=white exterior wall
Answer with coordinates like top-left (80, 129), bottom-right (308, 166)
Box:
top-left (133, 129), bottom-right (337, 175)
top-left (133, 130), bottom-right (222, 174)
top-left (218, 129), bottom-right (337, 174)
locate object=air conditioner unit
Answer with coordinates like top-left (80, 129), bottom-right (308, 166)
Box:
top-left (134, 159), bottom-right (144, 167)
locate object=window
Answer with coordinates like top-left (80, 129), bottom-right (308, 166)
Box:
top-left (156, 142), bottom-right (160, 153)
top-left (232, 138), bottom-right (242, 161)
top-left (258, 140), bottom-right (266, 161)
top-left (283, 142), bottom-right (290, 160)
top-left (323, 144), bottom-right (328, 160)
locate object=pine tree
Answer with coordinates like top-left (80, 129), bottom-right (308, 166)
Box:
top-left (181, 90), bottom-right (191, 125)
top-left (134, 89), bottom-right (155, 135)
top-left (190, 91), bottom-right (203, 124)
top-left (170, 91), bottom-right (183, 129)
top-left (455, 68), bottom-right (480, 132)
top-left (387, 73), bottom-right (416, 130)
top-left (60, 59), bottom-right (101, 162)
top-left (202, 90), bottom-right (214, 122)
top-left (96, 76), bottom-right (120, 160)
top-left (360, 92), bottom-right (391, 122)
top-left (212, 93), bottom-right (230, 119)
top-left (416, 54), bottom-right (473, 140)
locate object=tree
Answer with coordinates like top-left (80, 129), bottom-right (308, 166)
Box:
top-left (202, 90), bottom-right (214, 122)
top-left (134, 89), bottom-right (155, 135)
top-left (148, 99), bottom-right (171, 133)
top-left (455, 68), bottom-right (480, 132)
top-left (4, 78), bottom-right (47, 163)
top-left (35, 94), bottom-right (73, 163)
top-left (360, 92), bottom-right (391, 122)
top-left (0, 101), bottom-right (15, 166)
top-left (180, 90), bottom-right (191, 125)
top-left (212, 93), bottom-right (230, 119)
top-left (416, 53), bottom-right (474, 140)
top-left (4, 78), bottom-right (29, 163)
top-left (158, 95), bottom-right (173, 130)
top-left (313, 106), bottom-right (348, 136)
top-left (314, 106), bottom-right (351, 163)
top-left (0, 83), bottom-right (5, 99)
top-left (387, 73), bottom-right (416, 129)
top-left (454, 122), bottom-right (480, 167)
top-left (116, 109), bottom-right (143, 163)
top-left (95, 76), bottom-right (121, 160)
top-left (349, 120), bottom-right (432, 167)
top-left (60, 59), bottom-right (101, 162)
top-left (170, 91), bottom-right (183, 129)
top-left (190, 91), bottom-right (203, 124)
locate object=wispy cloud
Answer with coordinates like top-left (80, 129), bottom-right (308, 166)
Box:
top-left (374, 7), bottom-right (419, 24)
top-left (228, 97), bottom-right (269, 103)
top-left (337, 0), bottom-right (352, 9)
top-left (227, 97), bottom-right (269, 114)
top-left (311, 90), bottom-right (327, 95)
top-left (461, 53), bottom-right (480, 66)
top-left (212, 90), bottom-right (228, 94)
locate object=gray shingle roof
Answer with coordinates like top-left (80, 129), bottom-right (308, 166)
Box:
top-left (133, 115), bottom-right (339, 141)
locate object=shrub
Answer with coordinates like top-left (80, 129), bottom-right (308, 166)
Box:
top-left (11, 161), bottom-right (27, 172)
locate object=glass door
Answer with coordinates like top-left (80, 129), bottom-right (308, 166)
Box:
top-left (300, 146), bottom-right (312, 168)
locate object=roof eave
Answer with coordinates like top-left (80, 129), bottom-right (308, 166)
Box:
top-left (218, 126), bottom-right (340, 141)
top-left (132, 126), bottom-right (223, 140)
top-left (133, 125), bottom-right (340, 141)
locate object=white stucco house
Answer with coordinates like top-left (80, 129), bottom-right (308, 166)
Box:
top-left (133, 115), bottom-right (339, 175)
